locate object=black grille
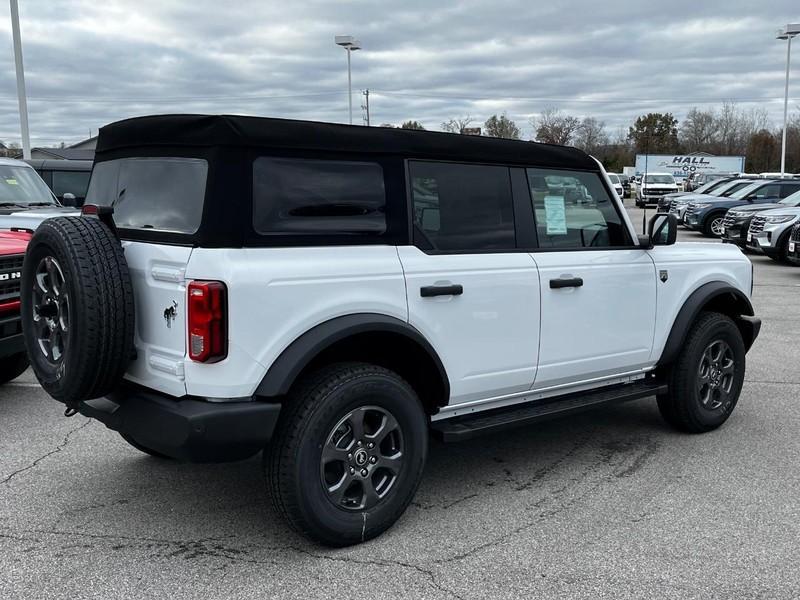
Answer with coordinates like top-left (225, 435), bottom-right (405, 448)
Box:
top-left (749, 215), bottom-right (766, 235)
top-left (0, 253), bottom-right (24, 304)
top-left (791, 223), bottom-right (800, 242)
top-left (722, 214), bottom-right (736, 229)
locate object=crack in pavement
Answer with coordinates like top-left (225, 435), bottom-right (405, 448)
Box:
top-left (1, 419), bottom-right (91, 487)
top-left (0, 526), bottom-right (465, 599)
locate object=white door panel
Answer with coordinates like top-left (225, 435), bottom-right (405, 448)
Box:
top-left (398, 246), bottom-right (540, 405)
top-left (531, 249), bottom-right (656, 389)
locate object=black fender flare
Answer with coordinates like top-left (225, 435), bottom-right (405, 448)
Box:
top-left (657, 281), bottom-right (757, 367)
top-left (255, 313), bottom-right (449, 399)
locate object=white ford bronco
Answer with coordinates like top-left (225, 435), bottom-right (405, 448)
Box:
top-left (21, 115), bottom-right (760, 546)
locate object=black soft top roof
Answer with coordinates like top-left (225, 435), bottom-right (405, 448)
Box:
top-left (96, 114), bottom-right (598, 171)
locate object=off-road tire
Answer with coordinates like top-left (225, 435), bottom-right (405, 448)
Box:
top-left (266, 362), bottom-right (428, 547)
top-left (657, 312), bottom-right (746, 433)
top-left (0, 352), bottom-right (29, 385)
top-left (120, 433), bottom-right (173, 459)
top-left (21, 217), bottom-right (135, 407)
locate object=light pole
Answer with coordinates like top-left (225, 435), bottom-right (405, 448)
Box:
top-left (335, 35), bottom-right (361, 125)
top-left (777, 24), bottom-right (800, 177)
top-left (9, 0), bottom-right (31, 159)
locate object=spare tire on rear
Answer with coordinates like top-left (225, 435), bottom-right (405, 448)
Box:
top-left (21, 217), bottom-right (135, 408)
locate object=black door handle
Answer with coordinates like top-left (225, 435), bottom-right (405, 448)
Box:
top-left (420, 284), bottom-right (464, 298)
top-left (549, 277), bottom-right (583, 289)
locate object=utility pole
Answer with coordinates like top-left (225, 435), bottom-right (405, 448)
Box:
top-left (9, 0), bottom-right (31, 159)
top-left (361, 89), bottom-right (370, 126)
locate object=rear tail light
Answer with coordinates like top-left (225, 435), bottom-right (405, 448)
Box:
top-left (187, 281), bottom-right (227, 363)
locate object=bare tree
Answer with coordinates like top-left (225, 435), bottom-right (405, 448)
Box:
top-left (573, 117), bottom-right (608, 154)
top-left (680, 108), bottom-right (718, 152)
top-left (441, 115), bottom-right (474, 134)
top-left (484, 113), bottom-right (521, 139)
top-left (531, 108), bottom-right (580, 145)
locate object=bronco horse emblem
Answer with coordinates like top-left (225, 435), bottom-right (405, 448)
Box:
top-left (163, 301), bottom-right (178, 328)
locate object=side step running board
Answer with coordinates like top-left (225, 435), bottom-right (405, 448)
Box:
top-left (431, 380), bottom-right (667, 442)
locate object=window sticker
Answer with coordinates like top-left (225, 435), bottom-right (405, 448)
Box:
top-left (4, 179), bottom-right (18, 185)
top-left (543, 195), bottom-right (567, 235)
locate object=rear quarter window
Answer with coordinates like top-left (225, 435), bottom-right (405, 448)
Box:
top-left (86, 158), bottom-right (208, 234)
top-left (252, 157), bottom-right (386, 235)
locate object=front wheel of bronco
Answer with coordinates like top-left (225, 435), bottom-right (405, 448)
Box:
top-left (266, 363), bottom-right (428, 546)
top-left (657, 312), bottom-right (746, 433)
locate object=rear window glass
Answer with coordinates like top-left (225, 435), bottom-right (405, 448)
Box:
top-left (252, 157), bottom-right (386, 235)
top-left (86, 158), bottom-right (207, 234)
top-left (52, 170), bottom-right (90, 200)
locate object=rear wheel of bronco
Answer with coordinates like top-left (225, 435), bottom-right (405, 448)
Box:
top-left (20, 217), bottom-right (135, 407)
top-left (0, 352), bottom-right (29, 385)
top-left (266, 362), bottom-right (427, 546)
top-left (657, 312), bottom-right (745, 433)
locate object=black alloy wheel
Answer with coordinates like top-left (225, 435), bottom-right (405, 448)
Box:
top-left (320, 405), bottom-right (404, 511)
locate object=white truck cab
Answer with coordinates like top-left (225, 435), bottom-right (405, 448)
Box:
top-left (21, 115), bottom-right (760, 547)
top-left (637, 172), bottom-right (679, 207)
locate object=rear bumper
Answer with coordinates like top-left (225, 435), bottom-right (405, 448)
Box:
top-left (79, 385), bottom-right (282, 463)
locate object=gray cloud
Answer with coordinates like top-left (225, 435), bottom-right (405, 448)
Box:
top-left (0, 0), bottom-right (798, 146)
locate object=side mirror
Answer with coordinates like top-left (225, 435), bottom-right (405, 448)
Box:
top-left (61, 192), bottom-right (77, 207)
top-left (647, 213), bottom-right (677, 246)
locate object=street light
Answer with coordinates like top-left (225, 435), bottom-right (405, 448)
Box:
top-left (9, 0), bottom-right (31, 160)
top-left (335, 35), bottom-right (361, 125)
top-left (776, 24), bottom-right (800, 177)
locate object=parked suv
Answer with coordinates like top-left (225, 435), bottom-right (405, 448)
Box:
top-left (685, 172), bottom-right (735, 192)
top-left (684, 179), bottom-right (800, 236)
top-left (721, 189), bottom-right (800, 250)
top-left (667, 178), bottom-right (757, 224)
top-left (0, 158), bottom-right (79, 230)
top-left (0, 229), bottom-right (30, 384)
top-left (636, 172), bottom-right (679, 207)
top-left (787, 223), bottom-right (800, 265)
top-left (657, 176), bottom-right (736, 212)
top-left (21, 115), bottom-right (760, 546)
top-left (24, 159), bottom-right (92, 206)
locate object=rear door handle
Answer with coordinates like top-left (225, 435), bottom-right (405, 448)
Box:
top-left (549, 277), bottom-right (583, 289)
top-left (420, 284), bottom-right (464, 298)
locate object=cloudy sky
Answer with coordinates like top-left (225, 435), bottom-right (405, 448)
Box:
top-left (0, 0), bottom-right (798, 147)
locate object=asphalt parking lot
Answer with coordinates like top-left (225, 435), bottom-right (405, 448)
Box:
top-left (2, 199), bottom-right (798, 600)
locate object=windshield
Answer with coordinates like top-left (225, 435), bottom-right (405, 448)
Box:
top-left (644, 175), bottom-right (675, 184)
top-left (779, 190), bottom-right (800, 206)
top-left (714, 181), bottom-right (752, 197)
top-left (696, 178), bottom-right (728, 194)
top-left (608, 174), bottom-right (620, 184)
top-left (728, 182), bottom-right (763, 200)
top-left (0, 165), bottom-right (56, 206)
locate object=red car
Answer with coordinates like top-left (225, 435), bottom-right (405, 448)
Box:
top-left (0, 229), bottom-right (30, 383)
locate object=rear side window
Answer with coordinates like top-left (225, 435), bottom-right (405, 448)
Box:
top-left (410, 161), bottom-right (515, 252)
top-left (527, 168), bottom-right (629, 249)
top-left (86, 158), bottom-right (207, 234)
top-left (252, 157), bottom-right (386, 235)
top-left (781, 182), bottom-right (800, 198)
top-left (52, 170), bottom-right (90, 199)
